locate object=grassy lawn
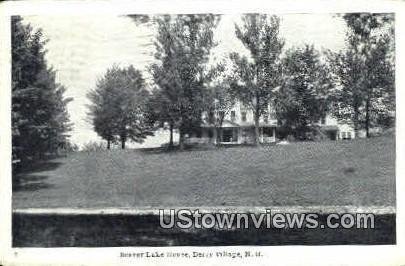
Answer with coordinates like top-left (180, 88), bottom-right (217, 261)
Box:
top-left (12, 135), bottom-right (395, 209)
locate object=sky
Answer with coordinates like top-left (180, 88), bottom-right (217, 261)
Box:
top-left (23, 14), bottom-right (348, 148)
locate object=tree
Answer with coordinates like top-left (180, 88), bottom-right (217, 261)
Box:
top-left (274, 45), bottom-right (332, 139)
top-left (204, 64), bottom-right (236, 143)
top-left (328, 13), bottom-right (395, 137)
top-left (147, 88), bottom-right (177, 148)
top-left (12, 16), bottom-right (72, 165)
top-left (87, 65), bottom-right (153, 149)
top-left (150, 14), bottom-right (219, 149)
top-left (229, 14), bottom-right (284, 145)
top-left (87, 78), bottom-right (117, 149)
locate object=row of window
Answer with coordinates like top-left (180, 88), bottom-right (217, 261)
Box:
top-left (230, 111), bottom-right (273, 123)
top-left (222, 127), bottom-right (275, 143)
top-left (208, 111), bottom-right (274, 123)
top-left (230, 111), bottom-right (246, 122)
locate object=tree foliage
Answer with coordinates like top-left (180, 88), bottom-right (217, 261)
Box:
top-left (328, 13), bottom-right (395, 137)
top-left (203, 63), bottom-right (236, 142)
top-left (150, 14), bottom-right (219, 149)
top-left (87, 65), bottom-right (153, 149)
top-left (147, 87), bottom-right (178, 147)
top-left (12, 16), bottom-right (72, 165)
top-left (229, 14), bottom-right (284, 145)
top-left (275, 45), bottom-right (333, 138)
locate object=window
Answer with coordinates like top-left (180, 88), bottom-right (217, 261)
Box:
top-left (264, 114), bottom-right (269, 124)
top-left (208, 129), bottom-right (214, 138)
top-left (342, 132), bottom-right (352, 140)
top-left (269, 111), bottom-right (276, 120)
top-left (230, 111), bottom-right (236, 122)
top-left (217, 111), bottom-right (224, 124)
top-left (241, 111), bottom-right (247, 122)
top-left (208, 112), bottom-right (215, 124)
top-left (263, 127), bottom-right (273, 137)
top-left (196, 128), bottom-right (202, 138)
top-left (222, 129), bottom-right (238, 143)
top-left (341, 132), bottom-right (347, 139)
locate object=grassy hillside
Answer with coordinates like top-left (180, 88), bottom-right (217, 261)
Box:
top-left (13, 135), bottom-right (395, 209)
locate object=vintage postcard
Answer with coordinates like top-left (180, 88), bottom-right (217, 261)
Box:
top-left (0, 0), bottom-right (404, 265)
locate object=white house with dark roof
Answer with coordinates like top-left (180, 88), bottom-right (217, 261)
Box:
top-left (186, 100), bottom-right (356, 145)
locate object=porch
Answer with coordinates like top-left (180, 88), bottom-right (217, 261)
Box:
top-left (187, 125), bottom-right (277, 145)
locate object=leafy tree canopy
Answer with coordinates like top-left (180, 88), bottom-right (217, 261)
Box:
top-left (12, 16), bottom-right (73, 164)
top-left (87, 65), bottom-right (153, 149)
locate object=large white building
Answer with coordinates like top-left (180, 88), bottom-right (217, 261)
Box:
top-left (186, 101), bottom-right (356, 145)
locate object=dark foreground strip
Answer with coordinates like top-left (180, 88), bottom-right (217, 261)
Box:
top-left (12, 213), bottom-right (395, 247)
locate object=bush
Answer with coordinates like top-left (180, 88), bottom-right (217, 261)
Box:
top-left (286, 134), bottom-right (296, 142)
top-left (63, 142), bottom-right (79, 153)
top-left (81, 141), bottom-right (106, 152)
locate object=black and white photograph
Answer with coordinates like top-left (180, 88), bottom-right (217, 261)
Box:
top-left (1, 0), bottom-right (404, 265)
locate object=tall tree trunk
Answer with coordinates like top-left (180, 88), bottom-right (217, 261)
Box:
top-left (353, 104), bottom-right (360, 138)
top-left (365, 95), bottom-right (371, 138)
top-left (253, 94), bottom-right (261, 146)
top-left (254, 112), bottom-right (260, 146)
top-left (216, 116), bottom-right (224, 144)
top-left (107, 139), bottom-right (111, 150)
top-left (169, 123), bottom-right (174, 148)
top-left (121, 136), bottom-right (126, 149)
top-left (216, 128), bottom-right (221, 144)
top-left (179, 128), bottom-right (185, 150)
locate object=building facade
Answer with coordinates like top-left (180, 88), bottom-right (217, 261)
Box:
top-left (186, 101), bottom-right (355, 145)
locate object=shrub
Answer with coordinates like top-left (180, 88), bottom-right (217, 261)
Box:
top-left (81, 141), bottom-right (106, 152)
